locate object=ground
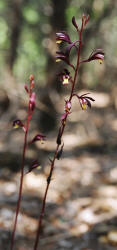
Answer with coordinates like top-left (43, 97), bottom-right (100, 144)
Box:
top-left (0, 89), bottom-right (117, 250)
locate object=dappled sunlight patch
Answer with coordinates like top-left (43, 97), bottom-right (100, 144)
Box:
top-left (111, 119), bottom-right (117, 132)
top-left (92, 92), bottom-right (110, 108)
top-left (0, 181), bottom-right (17, 195)
top-left (95, 185), bottom-right (117, 198)
top-left (24, 172), bottom-right (46, 197)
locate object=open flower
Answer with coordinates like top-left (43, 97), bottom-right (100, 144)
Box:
top-left (88, 49), bottom-right (104, 64)
top-left (56, 31), bottom-right (71, 44)
top-left (58, 69), bottom-right (71, 85)
top-left (73, 93), bottom-right (95, 110)
top-left (29, 134), bottom-right (46, 144)
top-left (27, 160), bottom-right (41, 174)
top-left (79, 93), bottom-right (95, 110)
top-left (56, 41), bottom-right (78, 70)
top-left (13, 119), bottom-right (26, 131)
top-left (56, 51), bottom-right (69, 63)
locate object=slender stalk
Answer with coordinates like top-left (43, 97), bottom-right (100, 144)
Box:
top-left (10, 80), bottom-right (33, 250)
top-left (33, 26), bottom-right (83, 250)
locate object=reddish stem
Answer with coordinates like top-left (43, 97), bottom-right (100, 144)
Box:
top-left (33, 25), bottom-right (83, 250)
top-left (10, 82), bottom-right (32, 250)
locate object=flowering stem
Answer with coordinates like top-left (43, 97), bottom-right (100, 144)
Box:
top-left (33, 26), bottom-right (83, 250)
top-left (10, 79), bottom-right (33, 250)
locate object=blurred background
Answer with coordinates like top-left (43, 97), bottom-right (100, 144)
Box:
top-left (0, 0), bottom-right (117, 249)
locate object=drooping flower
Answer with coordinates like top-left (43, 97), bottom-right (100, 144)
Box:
top-left (73, 93), bottom-right (95, 110)
top-left (56, 41), bottom-right (77, 70)
top-left (29, 134), bottom-right (46, 144)
top-left (88, 49), bottom-right (104, 64)
top-left (27, 160), bottom-right (41, 174)
top-left (56, 51), bottom-right (69, 63)
top-left (56, 31), bottom-right (71, 44)
top-left (13, 119), bottom-right (26, 131)
top-left (79, 94), bottom-right (95, 110)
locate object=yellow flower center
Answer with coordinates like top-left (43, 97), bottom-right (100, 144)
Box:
top-left (82, 104), bottom-right (87, 110)
top-left (98, 59), bottom-right (103, 64)
top-left (13, 124), bottom-right (19, 129)
top-left (56, 40), bottom-right (62, 44)
top-left (56, 59), bottom-right (61, 62)
top-left (63, 78), bottom-right (69, 85)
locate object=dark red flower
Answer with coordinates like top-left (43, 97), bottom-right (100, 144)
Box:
top-left (73, 93), bottom-right (95, 110)
top-left (56, 31), bottom-right (71, 44)
top-left (88, 49), bottom-right (104, 64)
top-left (29, 134), bottom-right (46, 144)
top-left (13, 119), bottom-right (25, 131)
top-left (27, 160), bottom-right (41, 174)
top-left (79, 94), bottom-right (95, 110)
top-left (58, 69), bottom-right (71, 85)
top-left (56, 45), bottom-right (76, 69)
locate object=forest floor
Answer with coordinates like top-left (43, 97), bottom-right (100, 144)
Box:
top-left (0, 89), bottom-right (117, 250)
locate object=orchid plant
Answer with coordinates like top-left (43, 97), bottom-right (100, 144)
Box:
top-left (10, 75), bottom-right (46, 250)
top-left (10, 14), bottom-right (104, 250)
top-left (33, 14), bottom-right (104, 250)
